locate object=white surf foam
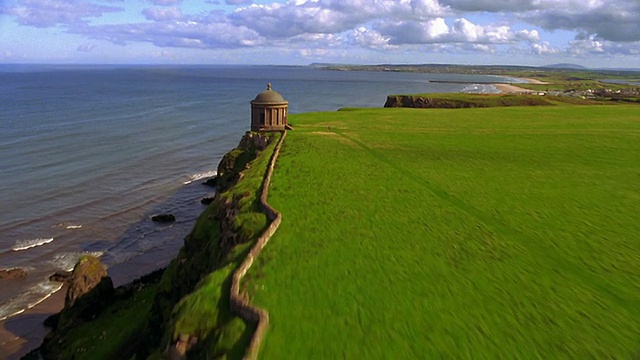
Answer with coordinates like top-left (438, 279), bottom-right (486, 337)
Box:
top-left (183, 170), bottom-right (217, 185)
top-left (0, 281), bottom-right (64, 321)
top-left (53, 222), bottom-right (83, 229)
top-left (49, 251), bottom-right (105, 272)
top-left (462, 83), bottom-right (500, 94)
top-left (11, 237), bottom-right (54, 252)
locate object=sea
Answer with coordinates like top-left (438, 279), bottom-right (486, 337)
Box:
top-left (0, 65), bottom-right (510, 333)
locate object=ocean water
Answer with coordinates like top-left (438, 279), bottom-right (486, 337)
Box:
top-left (0, 65), bottom-right (507, 322)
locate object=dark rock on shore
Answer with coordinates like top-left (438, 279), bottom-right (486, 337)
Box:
top-left (151, 213), bottom-right (175, 223)
top-left (0, 268), bottom-right (27, 280)
top-left (201, 196), bottom-right (215, 205)
top-left (203, 176), bottom-right (217, 187)
top-left (49, 270), bottom-right (72, 285)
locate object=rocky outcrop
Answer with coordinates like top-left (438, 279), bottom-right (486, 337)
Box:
top-left (217, 132), bottom-right (273, 192)
top-left (152, 213), bottom-right (176, 223)
top-left (200, 196), bottom-right (215, 205)
top-left (64, 255), bottom-right (113, 310)
top-left (202, 176), bottom-right (218, 187)
top-left (39, 256), bottom-right (115, 359)
top-left (0, 268), bottom-right (27, 280)
top-left (49, 270), bottom-right (72, 285)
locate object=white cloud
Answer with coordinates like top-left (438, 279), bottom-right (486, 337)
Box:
top-left (376, 17), bottom-right (538, 45)
top-left (351, 27), bottom-right (394, 49)
top-left (523, 0), bottom-right (640, 42)
top-left (142, 7), bottom-right (184, 21)
top-left (531, 41), bottom-right (560, 55)
top-left (2, 0), bottom-right (122, 27)
top-left (2, 0), bottom-right (639, 62)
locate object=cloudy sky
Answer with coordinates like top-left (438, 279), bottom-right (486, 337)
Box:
top-left (1, 0), bottom-right (639, 67)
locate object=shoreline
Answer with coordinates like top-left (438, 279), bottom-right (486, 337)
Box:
top-left (0, 179), bottom-right (215, 359)
top-left (0, 246), bottom-right (179, 359)
top-left (0, 73), bottom-right (548, 359)
top-left (491, 76), bottom-right (549, 93)
top-left (432, 76), bottom-right (549, 94)
top-left (0, 289), bottom-right (65, 359)
top-left (492, 83), bottom-right (536, 94)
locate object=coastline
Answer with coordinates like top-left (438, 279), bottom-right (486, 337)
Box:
top-left (0, 181), bottom-right (216, 359)
top-left (0, 73), bottom-right (547, 359)
top-left (0, 290), bottom-right (65, 359)
top-left (0, 246), bottom-right (179, 359)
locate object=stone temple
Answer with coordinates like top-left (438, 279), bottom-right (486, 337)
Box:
top-left (251, 83), bottom-right (288, 132)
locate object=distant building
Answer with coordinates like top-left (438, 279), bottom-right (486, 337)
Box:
top-left (251, 83), bottom-right (288, 132)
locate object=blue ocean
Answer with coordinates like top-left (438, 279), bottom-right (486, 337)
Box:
top-left (0, 65), bottom-right (508, 326)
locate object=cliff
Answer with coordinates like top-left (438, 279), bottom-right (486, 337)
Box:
top-left (28, 131), bottom-right (282, 360)
top-left (384, 94), bottom-right (553, 108)
top-left (137, 131), bottom-right (280, 359)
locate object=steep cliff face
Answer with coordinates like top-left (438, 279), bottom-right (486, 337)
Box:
top-left (384, 94), bottom-right (553, 108)
top-left (136, 131), bottom-right (277, 359)
top-left (384, 95), bottom-right (484, 108)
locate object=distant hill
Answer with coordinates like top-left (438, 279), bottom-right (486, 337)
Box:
top-left (542, 63), bottom-right (589, 70)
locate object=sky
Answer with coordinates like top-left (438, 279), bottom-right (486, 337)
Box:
top-left (1, 0), bottom-right (639, 67)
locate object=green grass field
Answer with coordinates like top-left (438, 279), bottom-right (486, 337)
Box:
top-left (246, 104), bottom-right (640, 358)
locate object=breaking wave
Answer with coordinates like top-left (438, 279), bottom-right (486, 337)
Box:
top-left (462, 83), bottom-right (500, 94)
top-left (12, 237), bottom-right (54, 252)
top-left (49, 251), bottom-right (105, 272)
top-left (0, 281), bottom-right (64, 321)
top-left (183, 170), bottom-right (217, 185)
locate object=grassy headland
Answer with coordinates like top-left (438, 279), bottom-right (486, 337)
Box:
top-left (247, 104), bottom-right (640, 358)
top-left (321, 63), bottom-right (640, 100)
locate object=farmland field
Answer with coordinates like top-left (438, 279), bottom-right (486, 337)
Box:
top-left (246, 104), bottom-right (640, 358)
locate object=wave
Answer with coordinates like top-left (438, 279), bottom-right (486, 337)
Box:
top-left (0, 281), bottom-right (64, 321)
top-left (462, 83), bottom-right (500, 94)
top-left (12, 237), bottom-right (54, 252)
top-left (53, 222), bottom-right (83, 229)
top-left (183, 170), bottom-right (217, 185)
top-left (49, 251), bottom-right (105, 272)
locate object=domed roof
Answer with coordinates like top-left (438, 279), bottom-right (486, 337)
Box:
top-left (251, 83), bottom-right (287, 104)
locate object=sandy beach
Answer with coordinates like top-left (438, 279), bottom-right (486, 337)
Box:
top-left (492, 83), bottom-right (536, 93)
top-left (492, 77), bottom-right (550, 93)
top-left (0, 290), bottom-right (64, 359)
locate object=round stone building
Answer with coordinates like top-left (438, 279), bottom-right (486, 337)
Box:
top-left (251, 83), bottom-right (288, 132)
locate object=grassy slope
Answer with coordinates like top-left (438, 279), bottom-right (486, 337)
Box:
top-left (248, 105), bottom-right (640, 358)
top-left (158, 132), bottom-right (282, 358)
top-left (51, 284), bottom-right (158, 360)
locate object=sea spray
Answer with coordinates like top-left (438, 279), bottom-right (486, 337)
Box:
top-left (183, 170), bottom-right (218, 185)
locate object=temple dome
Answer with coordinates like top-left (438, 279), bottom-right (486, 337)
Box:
top-left (251, 83), bottom-right (287, 104)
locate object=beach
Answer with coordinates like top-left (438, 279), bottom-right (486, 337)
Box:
top-left (493, 77), bottom-right (549, 93)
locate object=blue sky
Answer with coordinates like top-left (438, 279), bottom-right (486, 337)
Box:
top-left (1, 0), bottom-right (639, 67)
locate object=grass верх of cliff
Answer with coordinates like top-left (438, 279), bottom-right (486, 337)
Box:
top-left (247, 104), bottom-right (640, 358)
top-left (138, 132), bottom-right (281, 359)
